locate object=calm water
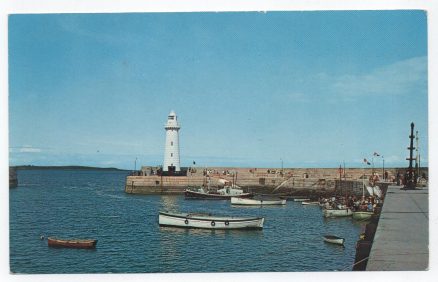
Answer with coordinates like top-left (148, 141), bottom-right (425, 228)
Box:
top-left (10, 170), bottom-right (365, 273)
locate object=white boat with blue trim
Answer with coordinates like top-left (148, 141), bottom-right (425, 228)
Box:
top-left (158, 211), bottom-right (264, 229)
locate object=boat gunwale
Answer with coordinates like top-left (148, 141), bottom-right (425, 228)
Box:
top-left (47, 237), bottom-right (97, 244)
top-left (323, 235), bottom-right (343, 240)
top-left (159, 211), bottom-right (263, 222)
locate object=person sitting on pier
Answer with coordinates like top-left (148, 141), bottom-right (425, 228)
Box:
top-left (331, 201), bottom-right (337, 209)
top-left (348, 197), bottom-right (355, 209)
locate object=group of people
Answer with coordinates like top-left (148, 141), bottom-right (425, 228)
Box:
top-left (319, 195), bottom-right (382, 212)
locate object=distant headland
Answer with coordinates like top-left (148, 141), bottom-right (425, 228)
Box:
top-left (12, 165), bottom-right (128, 171)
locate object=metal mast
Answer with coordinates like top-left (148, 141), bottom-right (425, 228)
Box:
top-left (406, 122), bottom-right (416, 189)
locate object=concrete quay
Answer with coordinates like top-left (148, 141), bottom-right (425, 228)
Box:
top-left (366, 185), bottom-right (429, 271)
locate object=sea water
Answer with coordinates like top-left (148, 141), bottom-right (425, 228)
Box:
top-left (9, 169), bottom-right (365, 273)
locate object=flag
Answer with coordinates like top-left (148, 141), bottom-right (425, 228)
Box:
top-left (373, 152), bottom-right (380, 157)
top-left (363, 158), bottom-right (371, 165)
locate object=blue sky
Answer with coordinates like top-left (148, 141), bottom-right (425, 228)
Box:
top-left (8, 11), bottom-right (428, 169)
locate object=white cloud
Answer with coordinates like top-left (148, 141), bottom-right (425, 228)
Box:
top-left (332, 56), bottom-right (427, 98)
top-left (281, 56), bottom-right (426, 104)
top-left (18, 146), bottom-right (42, 153)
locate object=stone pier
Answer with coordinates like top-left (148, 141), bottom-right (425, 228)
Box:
top-left (124, 167), bottom-right (414, 195)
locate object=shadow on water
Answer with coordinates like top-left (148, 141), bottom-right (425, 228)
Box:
top-left (158, 225), bottom-right (264, 238)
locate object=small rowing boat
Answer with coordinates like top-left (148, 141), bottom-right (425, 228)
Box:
top-left (47, 237), bottom-right (97, 249)
top-left (352, 211), bottom-right (374, 220)
top-left (293, 198), bottom-right (310, 202)
top-left (323, 207), bottom-right (353, 218)
top-left (301, 201), bottom-right (319, 206)
top-left (158, 211), bottom-right (264, 229)
top-left (323, 235), bottom-right (345, 245)
top-left (231, 197), bottom-right (286, 206)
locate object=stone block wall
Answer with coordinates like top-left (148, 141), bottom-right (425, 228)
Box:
top-left (125, 166), bottom-right (427, 195)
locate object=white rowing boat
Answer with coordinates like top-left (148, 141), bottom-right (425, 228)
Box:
top-left (293, 198), bottom-right (310, 202)
top-left (323, 208), bottom-right (353, 218)
top-left (231, 197), bottom-right (286, 206)
top-left (323, 235), bottom-right (345, 245)
top-left (352, 211), bottom-right (374, 220)
top-left (158, 211), bottom-right (264, 229)
top-left (301, 201), bottom-right (320, 206)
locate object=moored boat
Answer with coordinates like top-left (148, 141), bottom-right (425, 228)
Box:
top-left (301, 201), bottom-right (320, 206)
top-left (158, 211), bottom-right (264, 229)
top-left (185, 185), bottom-right (252, 200)
top-left (323, 235), bottom-right (345, 245)
top-left (47, 237), bottom-right (97, 249)
top-left (323, 208), bottom-right (353, 218)
top-left (185, 174), bottom-right (252, 199)
top-left (293, 198), bottom-right (310, 202)
top-left (231, 197), bottom-right (286, 206)
top-left (352, 211), bottom-right (374, 220)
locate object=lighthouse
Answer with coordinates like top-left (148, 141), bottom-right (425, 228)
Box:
top-left (163, 110), bottom-right (181, 173)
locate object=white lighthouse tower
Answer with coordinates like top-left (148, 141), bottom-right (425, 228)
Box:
top-left (163, 110), bottom-right (181, 172)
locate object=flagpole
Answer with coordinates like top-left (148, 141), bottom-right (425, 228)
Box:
top-left (362, 161), bottom-right (365, 201)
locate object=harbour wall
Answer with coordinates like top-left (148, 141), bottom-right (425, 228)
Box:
top-left (124, 167), bottom-right (422, 195)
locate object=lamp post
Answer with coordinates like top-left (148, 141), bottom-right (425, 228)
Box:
top-left (280, 158), bottom-right (284, 176)
top-left (382, 156), bottom-right (385, 181)
top-left (134, 157), bottom-right (138, 172)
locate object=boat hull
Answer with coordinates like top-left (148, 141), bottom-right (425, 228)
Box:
top-left (323, 208), bottom-right (353, 218)
top-left (352, 211), bottom-right (374, 220)
top-left (231, 197), bottom-right (286, 206)
top-left (158, 211), bottom-right (264, 229)
top-left (47, 237), bottom-right (97, 249)
top-left (184, 190), bottom-right (252, 200)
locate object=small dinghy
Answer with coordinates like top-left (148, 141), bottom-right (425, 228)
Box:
top-left (323, 235), bottom-right (345, 246)
top-left (231, 197), bottom-right (286, 206)
top-left (352, 211), bottom-right (374, 220)
top-left (47, 237), bottom-right (97, 249)
top-left (301, 201), bottom-right (319, 206)
top-left (293, 198), bottom-right (310, 202)
top-left (323, 207), bottom-right (353, 218)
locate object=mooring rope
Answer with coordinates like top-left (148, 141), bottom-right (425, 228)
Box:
top-left (340, 256), bottom-right (369, 271)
